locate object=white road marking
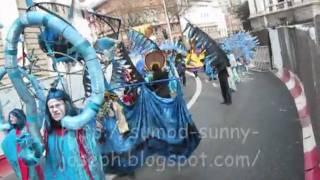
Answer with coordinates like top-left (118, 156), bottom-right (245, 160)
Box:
top-left (186, 71), bottom-right (202, 109)
top-left (106, 174), bottom-right (116, 180)
top-left (212, 82), bottom-right (219, 88)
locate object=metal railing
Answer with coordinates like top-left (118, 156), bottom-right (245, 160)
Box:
top-left (250, 46), bottom-right (271, 72)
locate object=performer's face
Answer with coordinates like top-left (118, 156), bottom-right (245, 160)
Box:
top-left (9, 114), bottom-right (17, 124)
top-left (47, 99), bottom-right (66, 121)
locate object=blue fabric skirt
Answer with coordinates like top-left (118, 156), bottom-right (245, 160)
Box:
top-left (100, 85), bottom-right (201, 173)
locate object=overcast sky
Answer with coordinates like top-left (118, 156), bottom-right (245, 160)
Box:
top-left (78, 0), bottom-right (105, 8)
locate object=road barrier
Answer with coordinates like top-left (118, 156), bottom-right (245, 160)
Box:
top-left (250, 46), bottom-right (271, 72)
top-left (275, 68), bottom-right (320, 180)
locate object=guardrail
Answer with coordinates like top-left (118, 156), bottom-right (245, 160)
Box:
top-left (250, 46), bottom-right (271, 72)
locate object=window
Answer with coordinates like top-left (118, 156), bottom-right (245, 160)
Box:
top-left (279, 17), bottom-right (288, 25)
top-left (268, 0), bottom-right (274, 11)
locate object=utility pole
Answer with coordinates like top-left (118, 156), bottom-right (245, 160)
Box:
top-left (315, 15), bottom-right (320, 45)
top-left (162, 0), bottom-right (173, 41)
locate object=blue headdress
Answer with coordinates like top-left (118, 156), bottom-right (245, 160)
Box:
top-left (46, 88), bottom-right (72, 103)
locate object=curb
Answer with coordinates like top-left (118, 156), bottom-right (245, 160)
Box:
top-left (0, 155), bottom-right (13, 177)
top-left (275, 68), bottom-right (320, 180)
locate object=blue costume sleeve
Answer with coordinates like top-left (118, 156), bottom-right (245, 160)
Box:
top-left (1, 130), bottom-right (21, 179)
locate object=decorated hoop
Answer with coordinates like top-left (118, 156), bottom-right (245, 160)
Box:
top-left (145, 51), bottom-right (166, 71)
top-left (5, 12), bottom-right (105, 140)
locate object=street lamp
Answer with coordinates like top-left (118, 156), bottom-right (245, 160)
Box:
top-left (162, 0), bottom-right (173, 41)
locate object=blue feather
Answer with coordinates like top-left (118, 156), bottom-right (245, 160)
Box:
top-left (222, 32), bottom-right (259, 61)
top-left (159, 39), bottom-right (187, 56)
top-left (127, 29), bottom-right (159, 56)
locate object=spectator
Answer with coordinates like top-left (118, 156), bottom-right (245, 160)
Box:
top-left (175, 53), bottom-right (186, 86)
top-left (213, 58), bottom-right (232, 105)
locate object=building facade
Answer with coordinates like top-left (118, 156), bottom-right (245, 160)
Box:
top-left (248, 0), bottom-right (320, 29)
top-left (218, 0), bottom-right (245, 34)
top-left (181, 0), bottom-right (228, 39)
top-left (94, 0), bottom-right (186, 43)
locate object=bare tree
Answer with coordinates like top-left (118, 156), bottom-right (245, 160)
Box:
top-left (233, 1), bottom-right (252, 31)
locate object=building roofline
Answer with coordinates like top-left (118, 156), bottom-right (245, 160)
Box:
top-left (249, 1), bottom-right (319, 19)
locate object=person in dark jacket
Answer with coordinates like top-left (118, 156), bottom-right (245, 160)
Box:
top-left (151, 64), bottom-right (171, 98)
top-left (213, 53), bottom-right (232, 105)
top-left (175, 53), bottom-right (186, 86)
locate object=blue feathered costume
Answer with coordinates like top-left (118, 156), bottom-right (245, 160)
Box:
top-left (97, 29), bottom-right (201, 174)
top-left (1, 109), bottom-right (44, 180)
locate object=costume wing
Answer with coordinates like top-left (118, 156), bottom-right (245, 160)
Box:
top-left (183, 21), bottom-right (229, 71)
top-left (127, 29), bottom-right (159, 56)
